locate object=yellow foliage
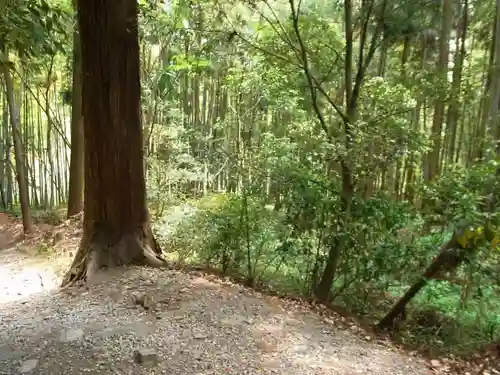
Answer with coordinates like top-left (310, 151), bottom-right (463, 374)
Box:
top-left (491, 233), bottom-right (500, 249)
top-left (456, 228), bottom-right (476, 248)
top-left (456, 225), bottom-right (500, 249)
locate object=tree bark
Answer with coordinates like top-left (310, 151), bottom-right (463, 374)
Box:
top-left (488, 0), bottom-right (500, 154)
top-left (444, 0), bottom-right (467, 169)
top-left (67, 0), bottom-right (84, 218)
top-left (63, 0), bottom-right (165, 285)
top-left (2, 54), bottom-right (33, 233)
top-left (425, 0), bottom-right (452, 182)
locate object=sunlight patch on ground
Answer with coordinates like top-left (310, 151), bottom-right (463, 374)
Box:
top-left (0, 262), bottom-right (60, 304)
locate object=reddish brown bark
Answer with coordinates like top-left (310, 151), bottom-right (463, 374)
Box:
top-left (63, 0), bottom-right (164, 285)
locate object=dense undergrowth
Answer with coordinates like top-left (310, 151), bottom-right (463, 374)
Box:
top-left (149, 163), bottom-right (500, 357)
top-left (7, 163), bottom-right (500, 357)
top-left (8, 160), bottom-right (500, 357)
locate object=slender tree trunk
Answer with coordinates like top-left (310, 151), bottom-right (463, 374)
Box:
top-left (488, 0), bottom-right (500, 153)
top-left (63, 0), bottom-right (165, 285)
top-left (445, 0), bottom-right (468, 168)
top-left (2, 54), bottom-right (33, 233)
top-left (313, 0), bottom-right (365, 301)
top-left (472, 8), bottom-right (497, 161)
top-left (425, 0), bottom-right (452, 182)
top-left (45, 61), bottom-right (55, 207)
top-left (0, 95), bottom-right (7, 208)
top-left (67, 2), bottom-right (84, 217)
top-left (378, 215), bottom-right (495, 330)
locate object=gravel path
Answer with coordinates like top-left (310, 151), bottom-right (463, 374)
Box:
top-left (0, 246), bottom-right (432, 375)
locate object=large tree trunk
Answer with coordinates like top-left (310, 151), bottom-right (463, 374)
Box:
top-left (67, 0), bottom-right (84, 218)
top-left (63, 0), bottom-right (165, 285)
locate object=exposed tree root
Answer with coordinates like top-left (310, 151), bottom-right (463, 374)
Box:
top-left (61, 230), bottom-right (166, 287)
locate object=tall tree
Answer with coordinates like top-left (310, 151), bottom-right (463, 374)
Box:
top-left (63, 0), bottom-right (165, 285)
top-left (2, 53), bottom-right (33, 234)
top-left (425, 0), bottom-right (452, 181)
top-left (66, 0), bottom-right (84, 218)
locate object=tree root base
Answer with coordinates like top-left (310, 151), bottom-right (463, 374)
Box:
top-left (61, 232), bottom-right (166, 287)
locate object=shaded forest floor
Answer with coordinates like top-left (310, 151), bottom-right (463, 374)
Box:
top-left (0, 213), bottom-right (495, 374)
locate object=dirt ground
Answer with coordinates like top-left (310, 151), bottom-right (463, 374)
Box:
top-left (0, 212), bottom-right (492, 374)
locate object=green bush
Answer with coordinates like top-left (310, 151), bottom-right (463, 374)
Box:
top-left (159, 193), bottom-right (291, 286)
top-left (152, 160), bottom-right (500, 355)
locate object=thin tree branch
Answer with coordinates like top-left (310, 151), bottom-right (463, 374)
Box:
top-left (289, 0), bottom-right (332, 140)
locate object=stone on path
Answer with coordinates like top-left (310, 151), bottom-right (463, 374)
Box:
top-left (133, 292), bottom-right (156, 310)
top-left (19, 359), bottom-right (38, 373)
top-left (59, 328), bottom-right (84, 342)
top-left (193, 332), bottom-right (208, 340)
top-left (133, 348), bottom-right (158, 366)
